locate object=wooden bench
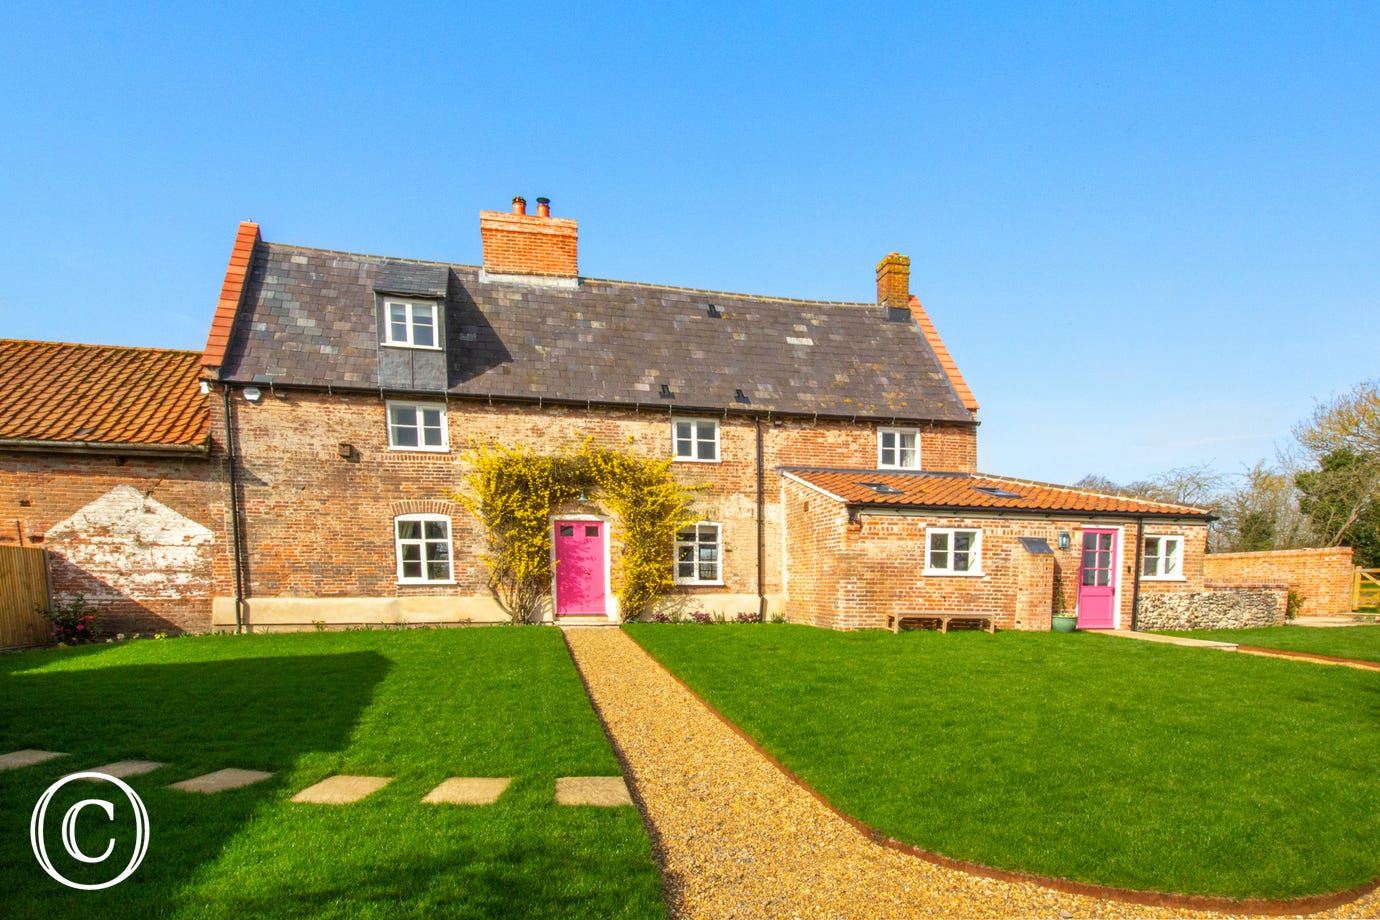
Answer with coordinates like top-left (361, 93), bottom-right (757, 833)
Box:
top-left (887, 612), bottom-right (996, 634)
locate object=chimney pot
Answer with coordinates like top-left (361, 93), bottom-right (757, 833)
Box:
top-left (536, 197), bottom-right (550, 217)
top-left (512, 196), bottom-right (527, 215)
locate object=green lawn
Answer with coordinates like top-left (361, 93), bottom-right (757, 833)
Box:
top-left (0, 629), bottom-right (664, 920)
top-left (1156, 625), bottom-right (1380, 663)
top-left (627, 623), bottom-right (1380, 900)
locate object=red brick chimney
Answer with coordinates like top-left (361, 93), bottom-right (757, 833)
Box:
top-left (479, 196), bottom-right (578, 279)
top-left (876, 252), bottom-right (911, 313)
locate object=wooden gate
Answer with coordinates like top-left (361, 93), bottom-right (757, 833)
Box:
top-left (1, 545), bottom-right (51, 648)
top-left (1355, 568), bottom-right (1380, 611)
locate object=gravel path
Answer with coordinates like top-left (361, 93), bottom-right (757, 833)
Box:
top-left (563, 627), bottom-right (1380, 920)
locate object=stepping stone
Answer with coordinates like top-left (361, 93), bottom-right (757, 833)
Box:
top-left (423, 777), bottom-right (511, 805)
top-left (0, 750), bottom-right (67, 771)
top-left (170, 768), bottom-right (274, 793)
top-left (82, 760), bottom-right (166, 779)
top-left (555, 776), bottom-right (633, 807)
top-left (292, 775), bottom-right (390, 804)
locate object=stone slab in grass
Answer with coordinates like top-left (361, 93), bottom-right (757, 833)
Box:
top-left (422, 777), bottom-right (511, 805)
top-left (83, 760), bottom-right (166, 779)
top-left (292, 775), bottom-right (391, 804)
top-left (170, 768), bottom-right (274, 793)
top-left (0, 750), bottom-right (67, 771)
top-left (556, 776), bottom-right (633, 807)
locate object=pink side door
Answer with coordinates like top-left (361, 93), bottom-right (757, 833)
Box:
top-left (554, 520), bottom-right (607, 616)
top-left (1076, 529), bottom-right (1119, 629)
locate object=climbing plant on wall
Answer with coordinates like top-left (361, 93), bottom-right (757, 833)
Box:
top-left (454, 441), bottom-right (695, 624)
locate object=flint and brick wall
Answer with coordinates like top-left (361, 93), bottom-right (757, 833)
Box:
top-left (0, 450), bottom-right (222, 634)
top-left (1203, 547), bottom-right (1355, 616)
top-left (1137, 581), bottom-right (1288, 630)
top-left (214, 388), bottom-right (978, 627)
top-left (783, 474), bottom-right (1208, 631)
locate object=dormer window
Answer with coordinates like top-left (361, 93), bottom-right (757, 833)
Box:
top-left (384, 299), bottom-right (439, 349)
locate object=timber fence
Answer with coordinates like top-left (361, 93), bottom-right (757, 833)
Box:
top-left (1, 545), bottom-right (51, 648)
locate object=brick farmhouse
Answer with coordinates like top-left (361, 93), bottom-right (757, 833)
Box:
top-left (4, 198), bottom-right (1244, 636)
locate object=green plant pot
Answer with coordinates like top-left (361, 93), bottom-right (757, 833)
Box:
top-left (1051, 615), bottom-right (1078, 633)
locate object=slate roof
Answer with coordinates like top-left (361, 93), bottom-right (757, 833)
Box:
top-left (0, 340), bottom-right (210, 452)
top-left (217, 241), bottom-right (976, 423)
top-left (782, 468), bottom-right (1213, 518)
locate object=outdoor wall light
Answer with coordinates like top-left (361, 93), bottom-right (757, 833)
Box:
top-left (243, 387), bottom-right (262, 403)
top-left (1057, 531), bottom-right (1071, 550)
top-left (338, 442), bottom-right (353, 459)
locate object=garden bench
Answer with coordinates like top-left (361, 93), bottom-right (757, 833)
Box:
top-left (887, 612), bottom-right (995, 634)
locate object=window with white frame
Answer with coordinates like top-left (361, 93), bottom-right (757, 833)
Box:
top-left (394, 515), bottom-right (453, 583)
top-left (675, 522), bottom-right (722, 584)
top-left (1141, 535), bottom-right (1184, 579)
top-left (672, 418), bottom-right (719, 462)
top-left (878, 427), bottom-right (920, 469)
top-left (383, 299), bottom-right (439, 348)
top-left (925, 527), bottom-right (982, 576)
top-left (387, 401), bottom-right (447, 451)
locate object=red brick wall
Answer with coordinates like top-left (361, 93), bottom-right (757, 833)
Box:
top-left (215, 388), bottom-right (978, 616)
top-left (1203, 547), bottom-right (1355, 616)
top-left (0, 450), bottom-right (222, 634)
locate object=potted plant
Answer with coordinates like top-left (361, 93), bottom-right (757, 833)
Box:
top-left (1051, 567), bottom-right (1077, 633)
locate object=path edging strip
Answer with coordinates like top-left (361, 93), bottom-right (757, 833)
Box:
top-left (619, 627), bottom-right (1380, 916)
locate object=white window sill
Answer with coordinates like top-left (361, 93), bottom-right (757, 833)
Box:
top-left (673, 456), bottom-right (720, 464)
top-left (396, 579), bottom-right (456, 586)
top-left (674, 580), bottom-right (726, 587)
top-left (922, 569), bottom-right (985, 578)
top-left (1141, 575), bottom-right (1187, 582)
top-left (387, 444), bottom-right (451, 453)
top-left (878, 464), bottom-right (922, 471)
top-left (380, 341), bottom-right (444, 351)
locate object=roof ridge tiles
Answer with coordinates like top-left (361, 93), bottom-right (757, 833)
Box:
top-left (263, 240), bottom-right (878, 308)
top-left (0, 338), bottom-right (201, 357)
top-left (976, 471), bottom-right (1213, 515)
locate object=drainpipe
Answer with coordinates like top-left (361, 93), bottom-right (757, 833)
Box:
top-left (221, 384), bottom-right (246, 633)
top-left (1130, 517), bottom-right (1145, 631)
top-left (756, 415), bottom-right (766, 623)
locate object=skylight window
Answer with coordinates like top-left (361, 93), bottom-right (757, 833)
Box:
top-left (974, 486), bottom-right (1023, 499)
top-left (858, 482), bottom-right (903, 495)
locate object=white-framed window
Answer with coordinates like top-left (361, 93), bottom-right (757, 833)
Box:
top-left (387, 401), bottom-right (448, 451)
top-left (925, 527), bottom-right (982, 576)
top-left (383, 299), bottom-right (439, 348)
top-left (672, 418), bottom-right (720, 462)
top-left (675, 522), bottom-right (722, 584)
top-left (1142, 535), bottom-right (1185, 580)
top-left (395, 514), bottom-right (453, 584)
top-left (878, 427), bottom-right (920, 469)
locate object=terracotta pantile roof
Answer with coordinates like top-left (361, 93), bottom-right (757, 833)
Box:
top-left (217, 241), bottom-right (978, 424)
top-left (0, 340), bottom-right (210, 452)
top-left (202, 221), bottom-right (260, 371)
top-left (782, 468), bottom-right (1213, 518)
top-left (909, 295), bottom-right (978, 414)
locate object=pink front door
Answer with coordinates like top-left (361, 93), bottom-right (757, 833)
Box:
top-left (1076, 529), bottom-right (1118, 629)
top-left (554, 520), bottom-right (607, 616)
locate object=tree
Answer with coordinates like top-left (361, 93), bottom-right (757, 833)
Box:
top-left (1296, 449), bottom-right (1380, 566)
top-left (1214, 461), bottom-right (1310, 554)
top-left (1292, 380), bottom-right (1380, 564)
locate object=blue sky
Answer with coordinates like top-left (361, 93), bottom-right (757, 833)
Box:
top-left (2, 2), bottom-right (1376, 484)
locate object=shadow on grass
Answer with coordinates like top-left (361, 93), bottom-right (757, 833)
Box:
top-left (0, 651), bottom-right (390, 920)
